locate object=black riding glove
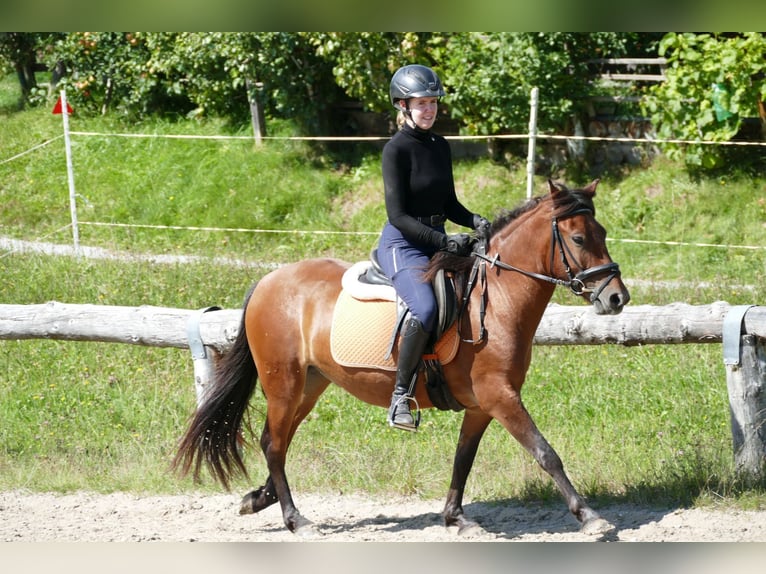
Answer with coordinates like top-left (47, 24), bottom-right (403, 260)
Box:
top-left (473, 214), bottom-right (491, 235)
top-left (442, 233), bottom-right (474, 256)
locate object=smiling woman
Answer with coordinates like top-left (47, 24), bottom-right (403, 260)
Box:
top-left (376, 64), bottom-right (491, 430)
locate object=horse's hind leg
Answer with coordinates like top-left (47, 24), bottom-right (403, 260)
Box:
top-left (239, 481), bottom-right (277, 514)
top-left (239, 431), bottom-right (278, 515)
top-left (240, 369), bottom-right (330, 537)
top-left (494, 395), bottom-right (614, 535)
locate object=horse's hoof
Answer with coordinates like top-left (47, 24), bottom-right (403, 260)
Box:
top-left (239, 491), bottom-right (261, 515)
top-left (457, 521), bottom-right (487, 538)
top-left (294, 522), bottom-right (323, 540)
top-left (239, 496), bottom-right (254, 515)
top-left (581, 517), bottom-right (615, 536)
top-left (239, 487), bottom-right (278, 515)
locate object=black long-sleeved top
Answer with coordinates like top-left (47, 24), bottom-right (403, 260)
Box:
top-left (383, 124), bottom-right (475, 249)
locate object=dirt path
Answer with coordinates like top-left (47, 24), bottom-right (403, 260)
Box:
top-left (2, 490), bottom-right (765, 542)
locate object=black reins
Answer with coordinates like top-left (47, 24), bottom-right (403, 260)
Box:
top-left (459, 207), bottom-right (621, 344)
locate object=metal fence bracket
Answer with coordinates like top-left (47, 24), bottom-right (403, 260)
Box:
top-left (723, 305), bottom-right (754, 366)
top-left (187, 306), bottom-right (221, 404)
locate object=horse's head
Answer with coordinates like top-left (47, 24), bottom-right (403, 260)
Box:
top-left (546, 179), bottom-right (630, 315)
top-left (428, 179), bottom-right (629, 318)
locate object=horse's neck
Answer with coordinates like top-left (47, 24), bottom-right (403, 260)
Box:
top-left (486, 211), bottom-right (556, 323)
top-left (493, 209), bottom-right (553, 278)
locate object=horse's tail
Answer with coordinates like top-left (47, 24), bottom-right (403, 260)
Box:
top-left (172, 283), bottom-right (259, 491)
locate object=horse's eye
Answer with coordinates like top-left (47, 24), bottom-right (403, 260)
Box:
top-left (572, 235), bottom-right (585, 246)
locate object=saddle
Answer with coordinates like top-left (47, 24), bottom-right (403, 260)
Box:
top-left (332, 249), bottom-right (464, 412)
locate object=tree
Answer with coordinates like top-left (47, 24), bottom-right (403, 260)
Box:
top-left (26, 31), bottom-right (672, 150)
top-left (41, 32), bottom-right (341, 133)
top-left (42, 32), bottom-right (176, 117)
top-left (307, 32), bottom-right (440, 112)
top-left (0, 32), bottom-right (64, 107)
top-left (440, 33), bottom-right (648, 136)
top-left (642, 32), bottom-right (766, 170)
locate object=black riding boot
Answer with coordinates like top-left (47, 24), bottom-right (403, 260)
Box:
top-left (388, 317), bottom-right (430, 431)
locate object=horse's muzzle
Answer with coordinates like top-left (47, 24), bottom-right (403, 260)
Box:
top-left (573, 262), bottom-right (629, 315)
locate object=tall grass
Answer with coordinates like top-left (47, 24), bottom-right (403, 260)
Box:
top-left (2, 73), bottom-right (765, 508)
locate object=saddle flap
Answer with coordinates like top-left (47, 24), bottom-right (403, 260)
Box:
top-left (432, 268), bottom-right (457, 341)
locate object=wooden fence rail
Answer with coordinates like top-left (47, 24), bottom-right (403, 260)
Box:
top-left (0, 300), bottom-right (764, 479)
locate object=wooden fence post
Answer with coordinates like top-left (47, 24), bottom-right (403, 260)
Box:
top-left (246, 78), bottom-right (265, 147)
top-left (723, 306), bottom-right (766, 481)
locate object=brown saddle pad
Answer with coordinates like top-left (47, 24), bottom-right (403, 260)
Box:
top-left (330, 289), bottom-right (459, 371)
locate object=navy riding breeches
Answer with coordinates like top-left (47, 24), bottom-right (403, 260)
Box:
top-left (378, 222), bottom-right (442, 333)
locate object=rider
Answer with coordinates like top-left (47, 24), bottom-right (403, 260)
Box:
top-left (377, 64), bottom-right (490, 431)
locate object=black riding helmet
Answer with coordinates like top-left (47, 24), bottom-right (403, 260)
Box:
top-left (389, 64), bottom-right (445, 111)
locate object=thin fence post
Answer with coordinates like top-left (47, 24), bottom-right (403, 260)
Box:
top-left (246, 79), bottom-right (265, 147)
top-left (60, 89), bottom-right (80, 254)
top-left (526, 87), bottom-right (539, 199)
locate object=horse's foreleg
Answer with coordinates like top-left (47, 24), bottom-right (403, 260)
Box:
top-left (442, 410), bottom-right (492, 534)
top-left (494, 396), bottom-right (614, 535)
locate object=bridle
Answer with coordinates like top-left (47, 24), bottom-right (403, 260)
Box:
top-left (549, 208), bottom-right (621, 301)
top-left (460, 207), bottom-right (621, 343)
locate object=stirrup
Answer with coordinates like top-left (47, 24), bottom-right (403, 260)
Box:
top-left (388, 394), bottom-right (421, 432)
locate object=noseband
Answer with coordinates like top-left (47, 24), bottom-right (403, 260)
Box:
top-left (473, 208), bottom-right (621, 302)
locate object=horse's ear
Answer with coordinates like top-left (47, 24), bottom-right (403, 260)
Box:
top-left (582, 179), bottom-right (600, 196)
top-left (548, 179), bottom-right (566, 196)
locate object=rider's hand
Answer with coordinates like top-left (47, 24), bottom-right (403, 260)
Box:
top-left (473, 214), bottom-right (491, 235)
top-left (442, 233), bottom-right (474, 256)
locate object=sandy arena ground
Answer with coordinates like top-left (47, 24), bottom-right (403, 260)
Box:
top-left (2, 489), bottom-right (766, 542)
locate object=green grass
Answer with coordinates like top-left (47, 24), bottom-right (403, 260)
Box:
top-left (2, 72), bottom-right (765, 509)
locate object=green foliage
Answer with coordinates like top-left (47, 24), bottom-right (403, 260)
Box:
top-left (5, 32), bottom-right (671, 139)
top-left (643, 32), bottom-right (766, 170)
top-left (308, 32), bottom-right (440, 113)
top-left (43, 33), bottom-right (159, 116)
top-left (0, 32), bottom-right (64, 108)
top-left (37, 33), bottom-right (340, 133)
top-left (6, 30), bottom-right (765, 178)
top-left (442, 33), bottom-right (645, 135)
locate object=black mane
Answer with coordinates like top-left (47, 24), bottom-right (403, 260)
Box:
top-left (489, 182), bottom-right (596, 240)
top-left (487, 195), bottom-right (544, 239)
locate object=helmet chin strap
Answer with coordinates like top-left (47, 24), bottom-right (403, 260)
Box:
top-left (403, 100), bottom-right (413, 122)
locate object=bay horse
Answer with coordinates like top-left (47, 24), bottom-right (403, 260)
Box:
top-left (173, 179), bottom-right (630, 538)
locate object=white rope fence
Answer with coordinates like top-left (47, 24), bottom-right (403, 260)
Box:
top-left (0, 135), bottom-right (63, 166)
top-left (77, 221), bottom-right (380, 236)
top-left (2, 87), bottom-right (765, 256)
top-left (16, 131), bottom-right (766, 147)
top-left (68, 221), bottom-right (766, 252)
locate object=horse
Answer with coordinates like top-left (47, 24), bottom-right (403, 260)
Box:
top-left (173, 178), bottom-right (630, 538)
